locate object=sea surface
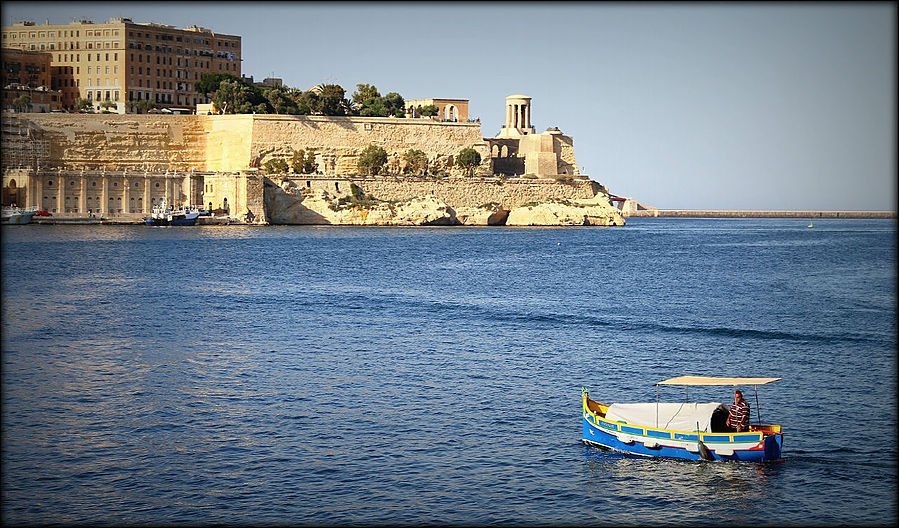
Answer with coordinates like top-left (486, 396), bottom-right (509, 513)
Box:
top-left (2, 218), bottom-right (896, 526)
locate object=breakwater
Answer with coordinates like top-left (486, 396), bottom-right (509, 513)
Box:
top-left (627, 209), bottom-right (896, 219)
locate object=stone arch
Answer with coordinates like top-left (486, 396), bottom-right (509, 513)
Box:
top-left (500, 145), bottom-right (508, 158)
top-left (8, 179), bottom-right (17, 188)
top-left (446, 105), bottom-right (456, 122)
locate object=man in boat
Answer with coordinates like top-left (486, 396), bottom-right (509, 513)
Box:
top-left (726, 390), bottom-right (751, 432)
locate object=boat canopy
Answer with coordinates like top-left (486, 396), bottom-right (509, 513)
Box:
top-left (657, 376), bottom-right (781, 386)
top-left (605, 402), bottom-right (727, 432)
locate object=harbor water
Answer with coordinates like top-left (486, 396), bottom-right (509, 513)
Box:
top-left (2, 218), bottom-right (896, 525)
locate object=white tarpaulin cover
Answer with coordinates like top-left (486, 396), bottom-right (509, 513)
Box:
top-left (605, 402), bottom-right (727, 432)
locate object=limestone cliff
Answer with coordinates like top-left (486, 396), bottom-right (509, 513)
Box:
top-left (264, 177), bottom-right (623, 226)
top-left (506, 194), bottom-right (626, 226)
top-left (265, 180), bottom-right (455, 226)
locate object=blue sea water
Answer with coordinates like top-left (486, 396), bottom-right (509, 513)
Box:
top-left (2, 218), bottom-right (896, 526)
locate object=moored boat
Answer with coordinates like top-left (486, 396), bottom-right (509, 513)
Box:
top-left (582, 376), bottom-right (783, 462)
top-left (144, 199), bottom-right (200, 226)
top-left (1, 206), bottom-right (38, 225)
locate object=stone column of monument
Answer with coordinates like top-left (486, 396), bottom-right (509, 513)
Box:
top-left (29, 172), bottom-right (40, 209)
top-left (79, 177), bottom-right (86, 213)
top-left (101, 174), bottom-right (108, 215)
top-left (56, 175), bottom-right (64, 214)
top-left (164, 176), bottom-right (172, 207)
top-left (183, 174), bottom-right (191, 207)
top-left (143, 174), bottom-right (151, 212)
top-left (123, 176), bottom-right (131, 214)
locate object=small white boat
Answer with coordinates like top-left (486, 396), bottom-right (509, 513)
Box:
top-left (1, 206), bottom-right (38, 225)
top-left (144, 199), bottom-right (200, 226)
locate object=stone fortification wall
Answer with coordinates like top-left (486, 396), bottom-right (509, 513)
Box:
top-left (246, 115), bottom-right (488, 176)
top-left (1, 113), bottom-right (209, 171)
top-left (2, 113), bottom-right (490, 176)
top-left (280, 175), bottom-right (604, 209)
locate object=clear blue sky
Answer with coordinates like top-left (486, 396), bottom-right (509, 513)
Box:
top-left (4, 1), bottom-right (896, 210)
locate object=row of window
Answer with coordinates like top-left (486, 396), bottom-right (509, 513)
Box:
top-left (45, 179), bottom-right (171, 189)
top-left (21, 41), bottom-right (121, 51)
top-left (128, 30), bottom-right (233, 46)
top-left (127, 90), bottom-right (207, 106)
top-left (53, 53), bottom-right (119, 63)
top-left (4, 29), bottom-right (92, 38)
top-left (85, 90), bottom-right (119, 100)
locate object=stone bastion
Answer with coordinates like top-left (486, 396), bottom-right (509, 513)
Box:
top-left (1, 113), bottom-right (623, 225)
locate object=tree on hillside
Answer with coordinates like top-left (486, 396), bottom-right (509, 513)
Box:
top-left (403, 149), bottom-right (428, 176)
top-left (196, 73), bottom-right (241, 97)
top-left (457, 147), bottom-right (482, 177)
top-left (318, 84), bottom-right (347, 116)
top-left (264, 85), bottom-right (298, 114)
top-left (136, 100), bottom-right (156, 113)
top-left (264, 158), bottom-right (289, 174)
top-left (292, 149), bottom-right (317, 174)
top-left (419, 104), bottom-right (439, 117)
top-left (12, 94), bottom-right (31, 112)
top-left (357, 145), bottom-right (388, 176)
top-left (351, 84), bottom-right (405, 117)
top-left (352, 83), bottom-right (380, 106)
top-left (214, 79), bottom-right (253, 114)
top-left (292, 89), bottom-right (317, 115)
top-left (74, 97), bottom-right (92, 112)
top-left (383, 92), bottom-right (405, 117)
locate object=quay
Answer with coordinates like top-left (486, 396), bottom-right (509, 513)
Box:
top-left (625, 210), bottom-right (896, 219)
top-left (30, 214), bottom-right (237, 225)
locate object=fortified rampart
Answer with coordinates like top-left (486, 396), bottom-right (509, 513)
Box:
top-left (277, 175), bottom-right (603, 210)
top-left (2, 111), bottom-right (612, 224)
top-left (2, 113), bottom-right (488, 175)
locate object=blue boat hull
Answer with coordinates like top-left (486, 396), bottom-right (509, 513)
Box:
top-left (582, 415), bottom-right (783, 462)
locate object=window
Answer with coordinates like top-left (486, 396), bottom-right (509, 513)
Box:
top-left (88, 66), bottom-right (92, 74)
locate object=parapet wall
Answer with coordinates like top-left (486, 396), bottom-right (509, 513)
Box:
top-left (2, 113), bottom-right (488, 176)
top-left (2, 113), bottom-right (210, 171)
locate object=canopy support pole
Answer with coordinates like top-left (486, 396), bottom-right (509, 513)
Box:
top-left (754, 385), bottom-right (761, 425)
top-left (656, 384), bottom-right (659, 428)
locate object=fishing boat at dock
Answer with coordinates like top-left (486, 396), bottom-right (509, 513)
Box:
top-left (144, 199), bottom-right (200, 226)
top-left (2, 206), bottom-right (38, 225)
top-left (582, 376), bottom-right (783, 462)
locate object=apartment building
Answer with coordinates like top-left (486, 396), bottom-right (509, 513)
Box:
top-left (1, 17), bottom-right (241, 111)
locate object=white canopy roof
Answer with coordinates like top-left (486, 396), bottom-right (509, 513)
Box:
top-left (605, 402), bottom-right (727, 432)
top-left (657, 376), bottom-right (781, 386)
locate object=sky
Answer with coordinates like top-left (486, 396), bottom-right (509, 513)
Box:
top-left (3, 1), bottom-right (896, 211)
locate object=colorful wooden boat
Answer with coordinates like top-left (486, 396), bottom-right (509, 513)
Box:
top-left (582, 376), bottom-right (783, 462)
